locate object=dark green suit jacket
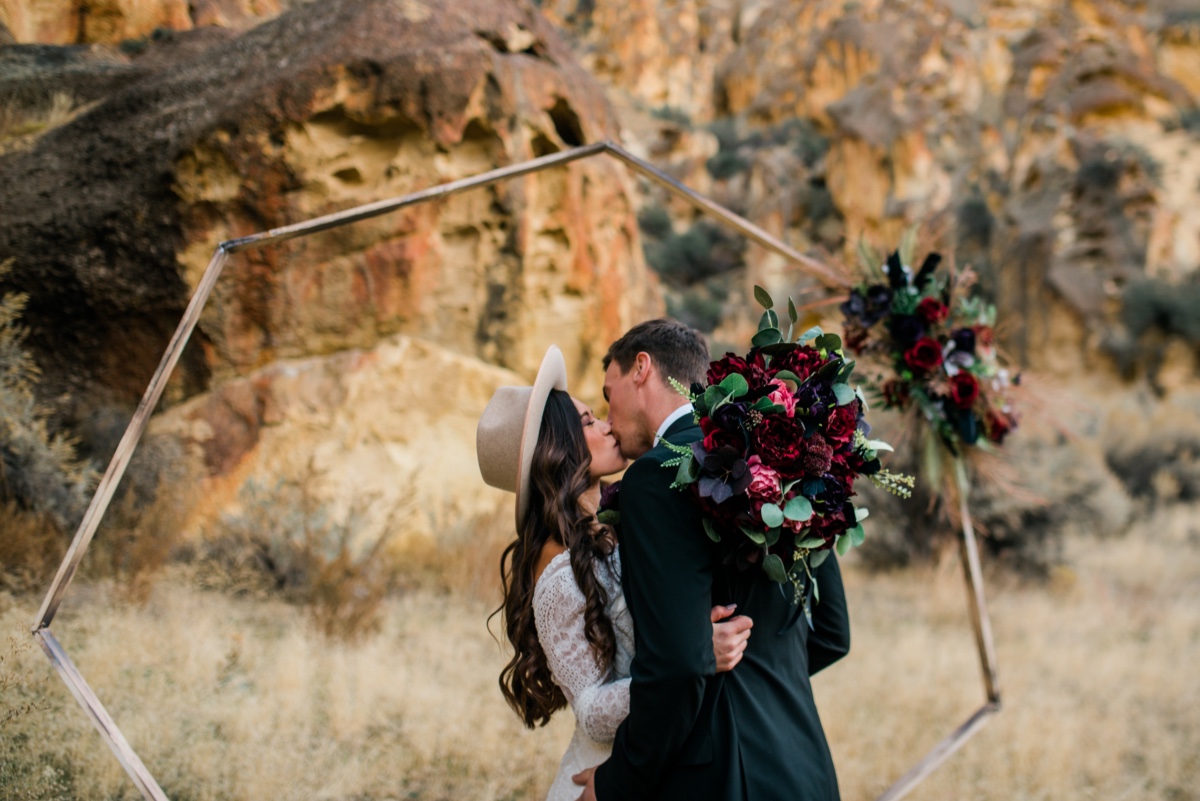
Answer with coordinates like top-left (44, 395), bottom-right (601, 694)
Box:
top-left (594, 418), bottom-right (850, 801)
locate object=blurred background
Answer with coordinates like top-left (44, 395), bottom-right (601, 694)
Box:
top-left (1, 0), bottom-right (1198, 798)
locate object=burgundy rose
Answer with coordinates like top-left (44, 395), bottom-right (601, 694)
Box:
top-left (704, 426), bottom-right (742, 454)
top-left (904, 337), bottom-right (944, 373)
top-left (916, 297), bottom-right (950, 325)
top-left (772, 346), bottom-right (824, 382)
top-left (948, 373), bottom-right (981, 409)
top-left (794, 505), bottom-right (849, 545)
top-left (707, 353), bottom-right (751, 386)
top-left (824, 406), bottom-right (858, 444)
top-left (752, 413), bottom-right (807, 477)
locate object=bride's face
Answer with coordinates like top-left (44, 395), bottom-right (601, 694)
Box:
top-left (573, 397), bottom-right (627, 480)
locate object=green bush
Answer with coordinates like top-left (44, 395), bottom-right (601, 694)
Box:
top-left (637, 204), bottom-right (672, 240)
top-left (666, 283), bottom-right (726, 333)
top-left (0, 261), bottom-right (95, 531)
top-left (1120, 279), bottom-right (1200, 344)
top-left (706, 150), bottom-right (751, 180)
top-left (1180, 108), bottom-right (1200, 137)
top-left (197, 473), bottom-right (397, 641)
top-left (649, 106), bottom-right (692, 127)
top-left (643, 220), bottom-right (745, 286)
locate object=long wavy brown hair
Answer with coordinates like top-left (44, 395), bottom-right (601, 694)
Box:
top-left (494, 390), bottom-right (618, 729)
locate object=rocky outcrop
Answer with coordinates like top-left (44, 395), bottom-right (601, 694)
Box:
top-left (0, 0), bottom-right (661, 536)
top-left (551, 0), bottom-right (1200, 384)
top-left (0, 0), bottom-right (279, 45)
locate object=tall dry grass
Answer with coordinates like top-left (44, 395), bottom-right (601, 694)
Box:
top-left (1, 505), bottom-right (1197, 800)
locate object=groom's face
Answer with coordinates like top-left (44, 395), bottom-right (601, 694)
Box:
top-left (603, 358), bottom-right (648, 460)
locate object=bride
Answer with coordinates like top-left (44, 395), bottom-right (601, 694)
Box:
top-left (477, 346), bottom-right (753, 801)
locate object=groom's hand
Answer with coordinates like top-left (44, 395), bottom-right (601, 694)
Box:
top-left (572, 767), bottom-right (597, 801)
top-left (712, 604), bottom-right (753, 672)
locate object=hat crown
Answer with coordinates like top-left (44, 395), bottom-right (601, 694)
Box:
top-left (475, 346), bottom-right (569, 528)
top-left (476, 386), bottom-right (533, 492)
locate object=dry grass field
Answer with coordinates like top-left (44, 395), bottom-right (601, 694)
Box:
top-left (2, 503), bottom-right (1198, 801)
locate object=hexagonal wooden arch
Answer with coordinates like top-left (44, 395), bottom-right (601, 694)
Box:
top-left (29, 140), bottom-right (1000, 801)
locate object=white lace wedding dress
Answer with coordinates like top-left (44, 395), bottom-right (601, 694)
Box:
top-left (533, 549), bottom-right (635, 801)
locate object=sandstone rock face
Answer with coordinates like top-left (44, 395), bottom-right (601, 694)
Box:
top-left (551, 1), bottom-right (1200, 382)
top-left (0, 0), bottom-right (279, 44)
top-left (0, 0), bottom-right (661, 537)
top-left (146, 335), bottom-right (519, 545)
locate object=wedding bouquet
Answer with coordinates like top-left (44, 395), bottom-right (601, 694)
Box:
top-left (660, 287), bottom-right (912, 611)
top-left (839, 235), bottom-right (1018, 454)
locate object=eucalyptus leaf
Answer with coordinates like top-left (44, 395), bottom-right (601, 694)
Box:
top-left (865, 439), bottom-right (895, 452)
top-left (772, 370), bottom-right (801, 385)
top-left (815, 333), bottom-right (843, 353)
top-left (751, 396), bottom-right (775, 412)
top-left (849, 523), bottom-right (866, 547)
top-left (784, 496), bottom-right (814, 522)
top-left (751, 327), bottom-right (784, 348)
top-left (719, 372), bottom-right (750, 398)
top-left (703, 518), bottom-right (721, 543)
top-left (809, 549), bottom-right (830, 569)
top-left (703, 385), bottom-right (726, 411)
top-left (757, 342), bottom-right (798, 357)
top-left (788, 297), bottom-right (799, 324)
top-left (764, 527), bottom-right (781, 548)
top-left (800, 478), bottom-right (826, 498)
top-left (836, 533), bottom-right (851, 556)
top-left (797, 326), bottom-right (823, 344)
top-left (740, 525), bottom-right (767, 546)
top-left (833, 384), bottom-right (856, 406)
top-left (763, 553), bottom-right (788, 584)
top-left (674, 453), bottom-right (699, 486)
top-left (855, 386), bottom-right (870, 411)
top-left (797, 536), bottom-right (826, 550)
top-left (813, 576), bottom-right (820, 603)
top-left (754, 285), bottom-right (774, 310)
top-left (758, 310), bottom-right (780, 332)
top-left (761, 503), bottom-right (785, 529)
top-left (855, 507), bottom-right (870, 522)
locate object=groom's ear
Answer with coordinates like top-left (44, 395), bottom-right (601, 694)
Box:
top-left (632, 352), bottom-right (654, 387)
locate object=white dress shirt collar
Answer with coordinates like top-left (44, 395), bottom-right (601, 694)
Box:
top-left (654, 403), bottom-right (694, 446)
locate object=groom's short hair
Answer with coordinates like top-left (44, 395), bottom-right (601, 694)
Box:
top-left (603, 318), bottom-right (709, 386)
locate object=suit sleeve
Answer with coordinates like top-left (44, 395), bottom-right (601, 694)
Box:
top-left (594, 456), bottom-right (716, 801)
top-left (807, 552), bottom-right (850, 675)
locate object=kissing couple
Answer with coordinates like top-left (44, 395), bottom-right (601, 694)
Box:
top-left (477, 318), bottom-right (851, 801)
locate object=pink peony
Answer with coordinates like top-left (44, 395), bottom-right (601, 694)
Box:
top-left (767, 381), bottom-right (798, 418)
top-left (746, 456), bottom-right (782, 503)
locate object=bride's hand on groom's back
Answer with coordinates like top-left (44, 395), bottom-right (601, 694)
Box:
top-left (711, 604), bottom-right (753, 672)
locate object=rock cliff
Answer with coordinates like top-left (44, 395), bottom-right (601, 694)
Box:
top-left (549, 0), bottom-right (1200, 385)
top-left (0, 0), bottom-right (661, 541)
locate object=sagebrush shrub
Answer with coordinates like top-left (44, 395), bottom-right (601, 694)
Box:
top-left (0, 261), bottom-right (95, 530)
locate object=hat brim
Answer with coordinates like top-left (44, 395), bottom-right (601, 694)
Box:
top-left (515, 345), bottom-right (569, 529)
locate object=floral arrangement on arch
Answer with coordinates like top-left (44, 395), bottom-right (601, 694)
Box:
top-left (647, 287), bottom-right (913, 617)
top-left (838, 231), bottom-right (1023, 516)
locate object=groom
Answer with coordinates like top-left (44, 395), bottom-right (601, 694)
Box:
top-left (575, 318), bottom-right (851, 801)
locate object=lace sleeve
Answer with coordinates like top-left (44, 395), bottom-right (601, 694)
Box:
top-left (534, 558), bottom-right (631, 743)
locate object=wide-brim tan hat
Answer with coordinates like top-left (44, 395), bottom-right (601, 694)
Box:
top-left (477, 345), bottom-right (569, 528)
